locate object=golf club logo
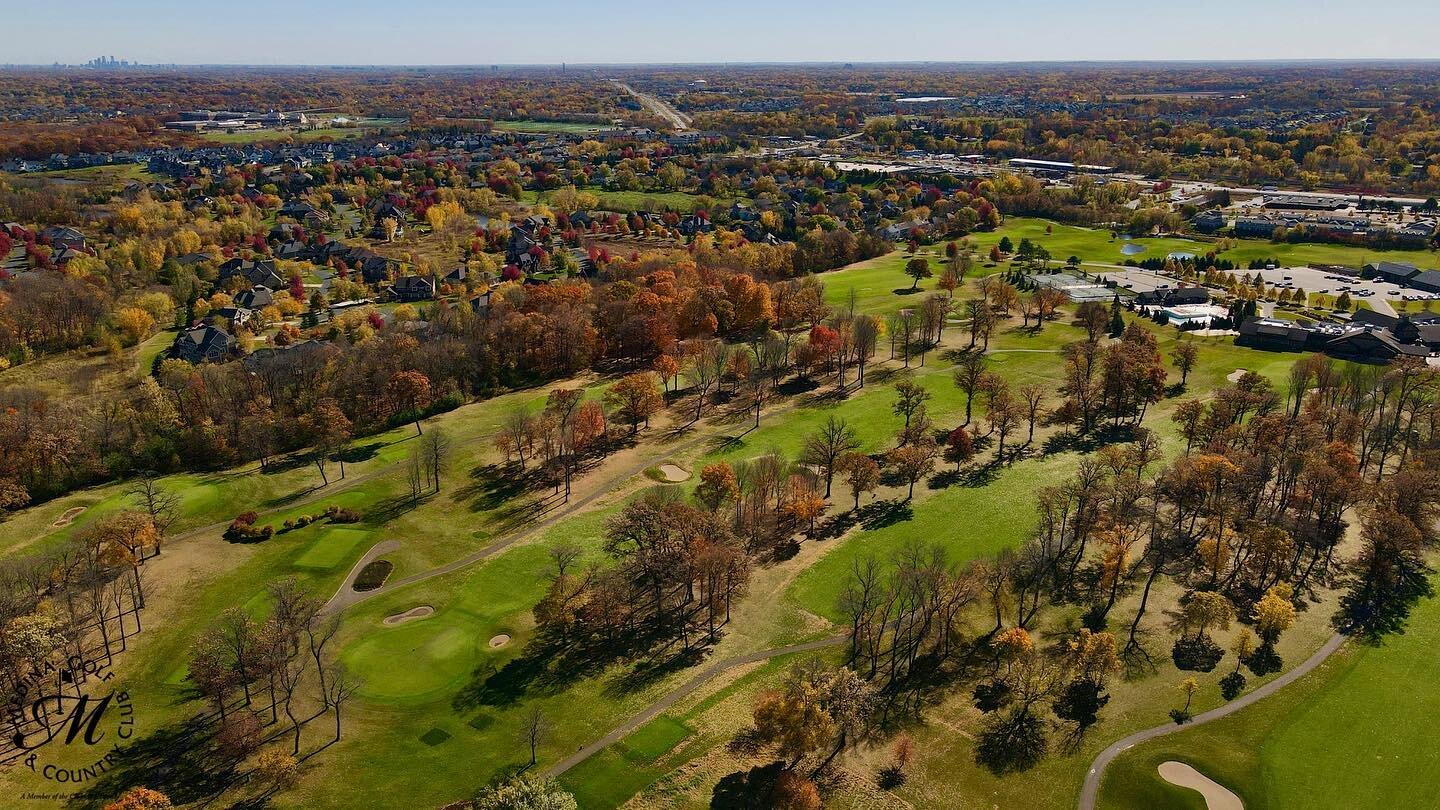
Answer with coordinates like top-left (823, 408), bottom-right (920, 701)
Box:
top-left (9, 655), bottom-right (136, 786)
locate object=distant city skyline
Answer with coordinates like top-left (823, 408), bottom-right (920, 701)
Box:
top-left (5, 0), bottom-right (1440, 66)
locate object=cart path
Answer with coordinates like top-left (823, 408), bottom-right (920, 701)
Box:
top-left (542, 635), bottom-right (847, 778)
top-left (1077, 632), bottom-right (1346, 810)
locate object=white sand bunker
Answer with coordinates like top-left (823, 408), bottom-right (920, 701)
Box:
top-left (382, 606), bottom-right (434, 626)
top-left (488, 634), bottom-right (511, 648)
top-left (657, 464), bottom-right (690, 482)
top-left (52, 506), bottom-right (86, 527)
top-left (1226, 369), bottom-right (1248, 383)
top-left (1158, 761), bottom-right (1243, 810)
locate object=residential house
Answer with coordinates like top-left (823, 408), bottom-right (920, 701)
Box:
top-left (218, 258), bottom-right (283, 289)
top-left (386, 275), bottom-right (436, 302)
top-left (172, 324), bottom-right (237, 364)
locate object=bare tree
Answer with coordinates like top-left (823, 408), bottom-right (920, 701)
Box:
top-left (125, 471), bottom-right (179, 550)
top-left (323, 660), bottom-right (362, 743)
top-left (520, 706), bottom-right (551, 767)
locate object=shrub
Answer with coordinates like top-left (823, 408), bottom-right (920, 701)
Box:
top-left (223, 512), bottom-right (272, 543)
top-left (328, 507), bottom-right (362, 523)
top-left (353, 559), bottom-right (393, 591)
top-left (1169, 708), bottom-right (1192, 725)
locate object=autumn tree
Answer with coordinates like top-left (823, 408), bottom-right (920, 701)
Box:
top-left (606, 372), bottom-right (663, 434)
top-left (385, 370), bottom-right (432, 435)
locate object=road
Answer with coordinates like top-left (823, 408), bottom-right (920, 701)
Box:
top-left (1076, 632), bottom-right (1346, 810)
top-left (610, 80), bottom-right (692, 131)
top-left (543, 635), bottom-right (847, 778)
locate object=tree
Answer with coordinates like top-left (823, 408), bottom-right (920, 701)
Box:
top-left (303, 399), bottom-right (353, 485)
top-left (253, 748), bottom-right (299, 792)
top-left (420, 428), bottom-right (452, 493)
top-left (125, 471), bottom-right (180, 543)
top-left (1253, 583), bottom-right (1295, 645)
top-left (323, 660), bottom-right (361, 742)
top-left (653, 354), bottom-right (681, 393)
top-left (904, 257), bottom-right (932, 290)
top-left (103, 787), bottom-right (173, 810)
top-left (472, 778), bottom-right (578, 810)
top-left (946, 426), bottom-right (975, 467)
top-left (838, 452), bottom-right (880, 511)
top-left (752, 684), bottom-right (834, 766)
top-left (887, 442), bottom-right (937, 500)
top-left (953, 352), bottom-right (988, 425)
top-left (771, 771), bottom-right (822, 810)
top-left (695, 462), bottom-right (740, 513)
top-left (386, 370), bottom-right (432, 435)
top-left (606, 372), bottom-right (663, 434)
top-left (520, 706), bottom-right (551, 767)
top-left (892, 380), bottom-right (932, 444)
top-left (800, 416), bottom-right (861, 498)
top-left (1172, 341), bottom-right (1200, 386)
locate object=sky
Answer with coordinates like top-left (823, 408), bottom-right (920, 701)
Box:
top-left (4, 0), bottom-right (1440, 65)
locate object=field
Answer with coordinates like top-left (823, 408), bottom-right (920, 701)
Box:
top-left (0, 214), bottom-right (1412, 809)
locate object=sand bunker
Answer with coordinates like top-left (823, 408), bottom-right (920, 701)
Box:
top-left (52, 507), bottom-right (86, 527)
top-left (382, 606), bottom-right (434, 626)
top-left (488, 634), bottom-right (511, 648)
top-left (1226, 369), bottom-right (1248, 383)
top-left (657, 464), bottom-right (690, 482)
top-left (1158, 761), bottom-right (1243, 810)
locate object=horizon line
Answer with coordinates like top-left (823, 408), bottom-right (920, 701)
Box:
top-left (6, 57), bottom-right (1440, 70)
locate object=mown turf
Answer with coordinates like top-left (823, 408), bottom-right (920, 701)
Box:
top-left (1099, 591), bottom-right (1440, 810)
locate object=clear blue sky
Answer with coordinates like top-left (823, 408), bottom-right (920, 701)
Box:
top-left (6, 0), bottom-right (1439, 65)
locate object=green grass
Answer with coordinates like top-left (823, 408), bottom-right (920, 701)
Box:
top-left (521, 188), bottom-right (728, 213)
top-left (969, 218), bottom-right (1439, 272)
top-left (1099, 590), bottom-right (1440, 810)
top-left (293, 527), bottom-right (375, 570)
top-left (200, 126), bottom-right (374, 144)
top-left (492, 120), bottom-right (608, 134)
top-left (619, 716), bottom-right (693, 763)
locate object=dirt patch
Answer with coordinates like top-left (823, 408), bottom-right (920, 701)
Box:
top-left (52, 506), bottom-right (86, 527)
top-left (488, 634), bottom-right (511, 648)
top-left (657, 464), bottom-right (690, 482)
top-left (1158, 761), bottom-right (1243, 810)
top-left (1226, 368), bottom-right (1248, 383)
top-left (382, 605), bottom-right (434, 626)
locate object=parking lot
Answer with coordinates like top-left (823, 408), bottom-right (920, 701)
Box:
top-left (1101, 263), bottom-right (1435, 316)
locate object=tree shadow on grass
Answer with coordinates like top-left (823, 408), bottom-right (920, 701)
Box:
top-left (856, 498), bottom-right (913, 531)
top-left (64, 715), bottom-right (239, 809)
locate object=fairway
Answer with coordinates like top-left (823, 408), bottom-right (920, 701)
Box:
top-left (1099, 590), bottom-right (1440, 810)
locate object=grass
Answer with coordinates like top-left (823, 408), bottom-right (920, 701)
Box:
top-left (0, 249), bottom-right (1366, 809)
top-left (294, 527), bottom-right (375, 570)
top-left (492, 120), bottom-right (609, 134)
top-left (199, 125), bottom-right (389, 144)
top-left (521, 188), bottom-right (728, 213)
top-left (1098, 589), bottom-right (1440, 810)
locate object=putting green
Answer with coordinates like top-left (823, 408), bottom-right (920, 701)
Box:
top-left (294, 527), bottom-right (375, 570)
top-left (343, 611), bottom-right (484, 701)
